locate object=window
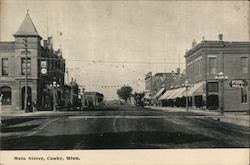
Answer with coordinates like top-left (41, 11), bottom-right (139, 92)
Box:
top-left (240, 57), bottom-right (248, 74)
top-left (21, 58), bottom-right (31, 75)
top-left (241, 87), bottom-right (248, 103)
top-left (2, 58), bottom-right (9, 75)
top-left (208, 57), bottom-right (216, 74)
top-left (200, 59), bottom-right (203, 75)
top-left (207, 82), bottom-right (219, 92)
top-left (0, 86), bottom-right (12, 105)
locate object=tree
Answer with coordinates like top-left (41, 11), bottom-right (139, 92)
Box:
top-left (97, 93), bottom-right (104, 103)
top-left (117, 85), bottom-right (133, 103)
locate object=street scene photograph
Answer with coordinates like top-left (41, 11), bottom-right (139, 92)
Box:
top-left (0, 0), bottom-right (249, 151)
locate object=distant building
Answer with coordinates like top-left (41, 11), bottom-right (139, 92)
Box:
top-left (185, 34), bottom-right (250, 111)
top-left (145, 72), bottom-right (178, 97)
top-left (0, 12), bottom-right (65, 111)
top-left (83, 92), bottom-right (104, 107)
top-left (145, 71), bottom-right (181, 105)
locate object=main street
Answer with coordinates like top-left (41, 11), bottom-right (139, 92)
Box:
top-left (1, 104), bottom-right (249, 149)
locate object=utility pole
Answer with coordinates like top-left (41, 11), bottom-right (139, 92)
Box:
top-left (178, 54), bottom-right (180, 71)
top-left (164, 55), bottom-right (167, 89)
top-left (23, 37), bottom-right (28, 112)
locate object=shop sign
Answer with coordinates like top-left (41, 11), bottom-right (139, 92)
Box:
top-left (229, 80), bottom-right (248, 88)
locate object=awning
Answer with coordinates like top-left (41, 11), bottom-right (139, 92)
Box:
top-left (159, 89), bottom-right (175, 100)
top-left (142, 93), bottom-right (151, 100)
top-left (169, 87), bottom-right (186, 99)
top-left (153, 88), bottom-right (165, 99)
top-left (187, 83), bottom-right (203, 96)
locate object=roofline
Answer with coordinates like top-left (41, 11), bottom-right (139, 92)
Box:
top-left (184, 40), bottom-right (250, 58)
top-left (13, 34), bottom-right (42, 39)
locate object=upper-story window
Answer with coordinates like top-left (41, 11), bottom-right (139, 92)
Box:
top-left (241, 87), bottom-right (248, 103)
top-left (240, 57), bottom-right (248, 74)
top-left (21, 58), bottom-right (31, 75)
top-left (2, 58), bottom-right (9, 76)
top-left (207, 82), bottom-right (219, 92)
top-left (208, 57), bottom-right (217, 75)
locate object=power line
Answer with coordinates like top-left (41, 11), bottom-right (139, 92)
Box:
top-left (65, 59), bottom-right (185, 64)
top-left (38, 57), bottom-right (185, 65)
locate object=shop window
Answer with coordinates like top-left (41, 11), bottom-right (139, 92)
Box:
top-left (21, 58), bottom-right (31, 75)
top-left (2, 58), bottom-right (9, 76)
top-left (0, 86), bottom-right (12, 105)
top-left (208, 57), bottom-right (217, 74)
top-left (241, 88), bottom-right (248, 103)
top-left (240, 57), bottom-right (248, 74)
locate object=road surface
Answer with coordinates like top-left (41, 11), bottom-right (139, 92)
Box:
top-left (1, 104), bottom-right (249, 149)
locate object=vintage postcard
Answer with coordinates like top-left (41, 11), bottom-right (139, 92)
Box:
top-left (0, 0), bottom-right (249, 165)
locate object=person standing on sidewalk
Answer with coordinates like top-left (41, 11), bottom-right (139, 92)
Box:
top-left (0, 94), bottom-right (3, 106)
top-left (32, 99), bottom-right (37, 112)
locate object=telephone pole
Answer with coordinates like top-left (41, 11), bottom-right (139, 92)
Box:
top-left (23, 37), bottom-right (28, 112)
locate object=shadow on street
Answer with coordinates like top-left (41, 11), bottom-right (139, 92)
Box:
top-left (0, 131), bottom-right (237, 150)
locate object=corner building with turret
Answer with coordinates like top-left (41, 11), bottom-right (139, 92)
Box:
top-left (0, 12), bottom-right (65, 111)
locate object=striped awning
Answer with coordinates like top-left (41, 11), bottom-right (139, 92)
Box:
top-left (187, 83), bottom-right (203, 96)
top-left (153, 88), bottom-right (165, 99)
top-left (159, 89), bottom-right (175, 100)
top-left (142, 93), bottom-right (151, 100)
top-left (168, 87), bottom-right (186, 99)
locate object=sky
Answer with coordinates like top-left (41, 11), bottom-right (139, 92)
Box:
top-left (0, 0), bottom-right (249, 100)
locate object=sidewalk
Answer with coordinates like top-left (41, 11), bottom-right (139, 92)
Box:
top-left (147, 106), bottom-right (250, 127)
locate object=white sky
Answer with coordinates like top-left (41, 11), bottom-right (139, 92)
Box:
top-left (1, 0), bottom-right (249, 100)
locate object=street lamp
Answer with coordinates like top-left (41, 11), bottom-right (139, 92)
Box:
top-left (215, 72), bottom-right (228, 115)
top-left (182, 80), bottom-right (191, 111)
top-left (50, 81), bottom-right (59, 111)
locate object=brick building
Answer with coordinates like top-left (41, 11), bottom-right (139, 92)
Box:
top-left (145, 72), bottom-right (179, 97)
top-left (0, 12), bottom-right (65, 111)
top-left (185, 34), bottom-right (250, 111)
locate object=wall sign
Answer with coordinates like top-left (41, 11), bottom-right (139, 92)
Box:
top-left (229, 80), bottom-right (248, 88)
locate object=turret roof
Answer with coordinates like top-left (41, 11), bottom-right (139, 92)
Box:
top-left (14, 12), bottom-right (41, 37)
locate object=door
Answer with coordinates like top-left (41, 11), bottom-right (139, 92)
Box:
top-left (21, 86), bottom-right (32, 110)
top-left (207, 94), bottom-right (219, 110)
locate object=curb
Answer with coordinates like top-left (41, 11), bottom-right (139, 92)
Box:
top-left (147, 106), bottom-right (250, 127)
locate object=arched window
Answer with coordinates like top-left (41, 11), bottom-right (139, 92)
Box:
top-left (0, 86), bottom-right (12, 105)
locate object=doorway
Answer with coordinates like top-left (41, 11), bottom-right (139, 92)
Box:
top-left (207, 94), bottom-right (219, 110)
top-left (21, 86), bottom-right (32, 110)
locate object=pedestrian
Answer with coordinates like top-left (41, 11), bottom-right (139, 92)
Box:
top-left (32, 99), bottom-right (37, 112)
top-left (0, 94), bottom-right (3, 106)
top-left (26, 100), bottom-right (31, 112)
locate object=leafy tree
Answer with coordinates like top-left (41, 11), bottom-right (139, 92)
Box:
top-left (117, 85), bottom-right (133, 103)
top-left (97, 93), bottom-right (104, 103)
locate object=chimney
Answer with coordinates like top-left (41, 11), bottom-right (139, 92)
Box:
top-left (192, 39), bottom-right (197, 47)
top-left (48, 36), bottom-right (53, 49)
top-left (43, 40), bottom-right (48, 48)
top-left (218, 34), bottom-right (223, 41)
top-left (176, 68), bottom-right (180, 75)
